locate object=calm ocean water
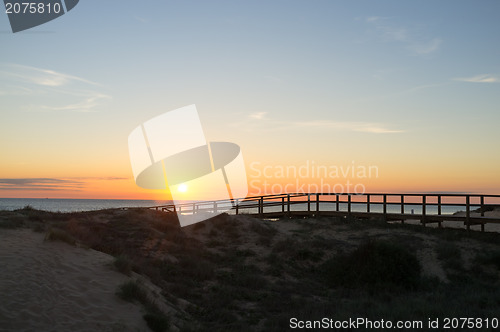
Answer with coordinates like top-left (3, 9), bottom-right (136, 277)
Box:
top-left (0, 198), bottom-right (172, 213)
top-left (0, 198), bottom-right (468, 215)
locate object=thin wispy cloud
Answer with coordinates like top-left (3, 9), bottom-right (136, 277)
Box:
top-left (0, 63), bottom-right (110, 112)
top-left (1, 64), bottom-right (101, 87)
top-left (291, 120), bottom-right (404, 134)
top-left (0, 178), bottom-right (85, 191)
top-left (0, 177), bottom-right (128, 191)
top-left (263, 75), bottom-right (283, 84)
top-left (410, 38), bottom-right (442, 55)
top-left (365, 16), bottom-right (385, 23)
top-left (134, 16), bottom-right (149, 24)
top-left (0, 85), bottom-right (32, 96)
top-left (402, 82), bottom-right (452, 94)
top-left (454, 74), bottom-right (498, 83)
top-left (40, 92), bottom-right (111, 112)
top-left (364, 17), bottom-right (442, 56)
top-left (249, 112), bottom-right (267, 120)
top-left (236, 114), bottom-right (404, 134)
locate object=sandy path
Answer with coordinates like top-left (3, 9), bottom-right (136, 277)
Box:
top-left (0, 229), bottom-right (149, 332)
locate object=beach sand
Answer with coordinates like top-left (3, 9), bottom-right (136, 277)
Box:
top-left (0, 229), bottom-right (149, 332)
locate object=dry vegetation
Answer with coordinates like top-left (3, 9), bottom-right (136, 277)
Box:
top-left (2, 206), bottom-right (500, 331)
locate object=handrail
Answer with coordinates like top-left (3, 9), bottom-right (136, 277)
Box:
top-left (147, 192), bottom-right (500, 232)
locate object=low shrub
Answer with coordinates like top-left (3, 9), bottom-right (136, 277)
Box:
top-left (116, 280), bottom-right (144, 302)
top-left (321, 239), bottom-right (421, 291)
top-left (436, 241), bottom-right (463, 270)
top-left (143, 312), bottom-right (170, 332)
top-left (478, 250), bottom-right (500, 269)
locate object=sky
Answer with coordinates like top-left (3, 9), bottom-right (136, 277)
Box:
top-left (1, 0), bottom-right (499, 200)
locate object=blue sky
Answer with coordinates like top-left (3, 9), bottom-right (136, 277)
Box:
top-left (1, 0), bottom-right (499, 197)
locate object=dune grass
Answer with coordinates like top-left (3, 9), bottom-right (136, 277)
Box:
top-left (44, 227), bottom-right (76, 246)
top-left (116, 280), bottom-right (170, 332)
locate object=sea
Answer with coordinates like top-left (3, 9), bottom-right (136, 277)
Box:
top-left (0, 198), bottom-right (172, 213)
top-left (0, 197), bottom-right (469, 215)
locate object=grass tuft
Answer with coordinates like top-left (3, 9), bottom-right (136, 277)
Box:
top-left (116, 280), bottom-right (170, 331)
top-left (44, 228), bottom-right (76, 246)
top-left (116, 280), bottom-right (143, 302)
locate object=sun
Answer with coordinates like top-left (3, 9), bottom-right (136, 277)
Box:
top-left (178, 183), bottom-right (188, 193)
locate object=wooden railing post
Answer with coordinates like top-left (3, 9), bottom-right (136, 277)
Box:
top-left (438, 195), bottom-right (442, 215)
top-left (235, 199), bottom-right (239, 215)
top-left (401, 194), bottom-right (405, 224)
top-left (480, 195), bottom-right (485, 217)
top-left (307, 194), bottom-right (311, 212)
top-left (347, 194), bottom-right (352, 220)
top-left (282, 197), bottom-right (285, 213)
top-left (366, 194), bottom-right (370, 213)
top-left (336, 194), bottom-right (340, 212)
top-left (422, 195), bottom-right (426, 225)
top-left (383, 194), bottom-right (387, 221)
top-left (466, 195), bottom-right (470, 232)
top-left (480, 195), bottom-right (485, 232)
top-left (259, 197), bottom-right (263, 217)
top-left (287, 194), bottom-right (291, 217)
top-left (316, 194), bottom-right (320, 216)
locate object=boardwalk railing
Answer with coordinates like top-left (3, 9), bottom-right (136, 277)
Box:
top-left (149, 193), bottom-right (500, 232)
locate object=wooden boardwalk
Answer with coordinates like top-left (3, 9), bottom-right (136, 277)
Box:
top-left (150, 193), bottom-right (500, 232)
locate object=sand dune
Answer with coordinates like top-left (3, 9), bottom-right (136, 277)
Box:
top-left (2, 208), bottom-right (500, 330)
top-left (0, 229), bottom-right (149, 332)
